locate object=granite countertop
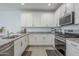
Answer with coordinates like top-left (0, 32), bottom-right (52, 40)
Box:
top-left (0, 34), bottom-right (26, 46)
top-left (66, 38), bottom-right (79, 45)
top-left (27, 32), bottom-right (55, 34)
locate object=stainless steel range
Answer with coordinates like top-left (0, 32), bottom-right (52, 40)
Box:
top-left (55, 32), bottom-right (66, 56)
top-left (55, 28), bottom-right (79, 56)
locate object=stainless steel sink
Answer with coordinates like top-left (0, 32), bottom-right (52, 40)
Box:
top-left (2, 35), bottom-right (20, 39)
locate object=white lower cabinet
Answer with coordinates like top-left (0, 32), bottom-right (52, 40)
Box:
top-left (28, 34), bottom-right (55, 47)
top-left (28, 34), bottom-right (36, 45)
top-left (21, 36), bottom-right (26, 53)
top-left (14, 37), bottom-right (22, 56)
top-left (66, 40), bottom-right (79, 56)
top-left (74, 3), bottom-right (79, 24)
top-left (14, 35), bottom-right (28, 56)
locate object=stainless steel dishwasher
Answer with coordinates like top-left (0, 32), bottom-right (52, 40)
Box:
top-left (0, 42), bottom-right (14, 56)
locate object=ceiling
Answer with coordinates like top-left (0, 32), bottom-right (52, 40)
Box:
top-left (0, 3), bottom-right (62, 11)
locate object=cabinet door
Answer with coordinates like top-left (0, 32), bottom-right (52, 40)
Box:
top-left (55, 8), bottom-right (60, 26)
top-left (59, 4), bottom-right (65, 18)
top-left (35, 34), bottom-right (48, 45)
top-left (46, 14), bottom-right (55, 27)
top-left (14, 38), bottom-right (22, 56)
top-left (28, 34), bottom-right (36, 45)
top-left (54, 11), bottom-right (58, 26)
top-left (41, 14), bottom-right (48, 27)
top-left (28, 34), bottom-right (32, 45)
top-left (35, 34), bottom-right (41, 45)
top-left (40, 35), bottom-right (46, 45)
top-left (28, 34), bottom-right (55, 46)
top-left (21, 36), bottom-right (26, 53)
top-left (14, 36), bottom-right (27, 56)
top-left (21, 13), bottom-right (32, 27)
top-left (65, 3), bottom-right (74, 14)
top-left (26, 35), bottom-right (29, 47)
top-left (74, 3), bottom-right (79, 24)
top-left (41, 13), bottom-right (55, 27)
top-left (45, 34), bottom-right (55, 46)
top-left (54, 4), bottom-right (65, 26)
top-left (32, 13), bottom-right (41, 27)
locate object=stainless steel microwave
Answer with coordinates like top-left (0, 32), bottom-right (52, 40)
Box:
top-left (59, 11), bottom-right (75, 26)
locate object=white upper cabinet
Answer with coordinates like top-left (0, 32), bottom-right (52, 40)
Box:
top-left (74, 3), bottom-right (79, 24)
top-left (32, 13), bottom-right (41, 27)
top-left (59, 4), bottom-right (65, 18)
top-left (54, 3), bottom-right (74, 26)
top-left (54, 11), bottom-right (58, 26)
top-left (65, 3), bottom-right (74, 14)
top-left (47, 14), bottom-right (55, 27)
top-left (33, 12), bottom-right (55, 27)
top-left (41, 13), bottom-right (55, 27)
top-left (54, 4), bottom-right (65, 27)
top-left (54, 6), bottom-right (60, 26)
top-left (21, 12), bottom-right (55, 27)
top-left (21, 13), bottom-right (32, 27)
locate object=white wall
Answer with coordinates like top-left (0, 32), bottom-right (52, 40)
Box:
top-left (0, 10), bottom-right (21, 33)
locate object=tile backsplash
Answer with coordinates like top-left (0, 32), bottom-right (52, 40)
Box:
top-left (61, 24), bottom-right (79, 34)
top-left (26, 27), bottom-right (52, 33)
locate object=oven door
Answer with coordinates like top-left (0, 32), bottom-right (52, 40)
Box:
top-left (55, 38), bottom-right (66, 56)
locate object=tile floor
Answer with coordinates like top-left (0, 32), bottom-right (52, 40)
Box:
top-left (26, 46), bottom-right (55, 56)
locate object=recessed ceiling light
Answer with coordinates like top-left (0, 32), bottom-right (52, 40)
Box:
top-left (48, 3), bottom-right (51, 6)
top-left (21, 3), bottom-right (24, 5)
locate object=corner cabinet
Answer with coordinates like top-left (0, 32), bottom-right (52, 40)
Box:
top-left (14, 35), bottom-right (28, 56)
